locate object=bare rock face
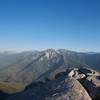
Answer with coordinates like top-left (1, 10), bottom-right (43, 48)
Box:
top-left (83, 77), bottom-right (100, 100)
top-left (45, 78), bottom-right (92, 100)
top-left (68, 68), bottom-right (86, 80)
top-left (67, 67), bottom-right (100, 100)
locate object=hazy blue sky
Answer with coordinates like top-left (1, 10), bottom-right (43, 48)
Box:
top-left (0, 0), bottom-right (100, 52)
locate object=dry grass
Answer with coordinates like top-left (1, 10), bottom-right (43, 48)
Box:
top-left (0, 81), bottom-right (25, 94)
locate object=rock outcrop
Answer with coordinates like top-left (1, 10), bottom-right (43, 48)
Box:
top-left (67, 67), bottom-right (100, 100)
top-left (45, 78), bottom-right (92, 100)
top-left (83, 77), bottom-right (100, 100)
top-left (68, 68), bottom-right (86, 80)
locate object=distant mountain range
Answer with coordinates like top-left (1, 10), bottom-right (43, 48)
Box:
top-left (0, 49), bottom-right (100, 94)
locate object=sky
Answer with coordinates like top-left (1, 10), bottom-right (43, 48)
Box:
top-left (0, 0), bottom-right (100, 52)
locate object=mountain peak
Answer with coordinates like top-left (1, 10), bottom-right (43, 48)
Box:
top-left (44, 49), bottom-right (58, 59)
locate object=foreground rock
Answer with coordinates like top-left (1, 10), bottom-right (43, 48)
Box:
top-left (83, 77), bottom-right (100, 100)
top-left (45, 78), bottom-right (92, 100)
top-left (68, 68), bottom-right (86, 80)
top-left (67, 67), bottom-right (100, 100)
top-left (6, 78), bottom-right (92, 100)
